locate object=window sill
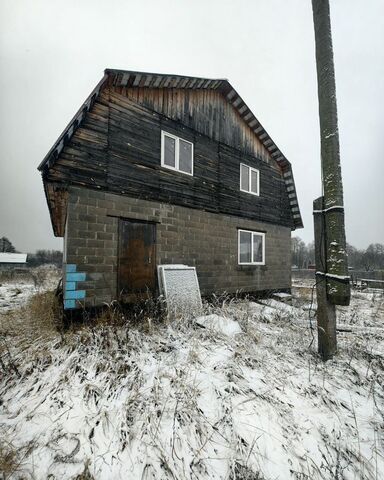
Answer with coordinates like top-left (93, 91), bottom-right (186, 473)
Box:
top-left (239, 189), bottom-right (260, 197)
top-left (237, 264), bottom-right (268, 272)
top-left (161, 165), bottom-right (194, 177)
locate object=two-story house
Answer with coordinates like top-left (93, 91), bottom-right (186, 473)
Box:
top-left (38, 69), bottom-right (303, 309)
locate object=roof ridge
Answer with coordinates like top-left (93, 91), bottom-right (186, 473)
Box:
top-left (104, 68), bottom-right (229, 83)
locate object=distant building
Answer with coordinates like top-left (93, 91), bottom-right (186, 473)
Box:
top-left (0, 253), bottom-right (28, 270)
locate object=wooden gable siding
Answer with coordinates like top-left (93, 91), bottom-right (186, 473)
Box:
top-left (46, 88), bottom-right (293, 229)
top-left (48, 100), bottom-right (109, 186)
top-left (113, 86), bottom-right (277, 169)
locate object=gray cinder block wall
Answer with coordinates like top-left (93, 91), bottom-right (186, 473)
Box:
top-left (64, 186), bottom-right (291, 307)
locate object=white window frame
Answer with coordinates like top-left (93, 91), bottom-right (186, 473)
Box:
top-left (238, 229), bottom-right (265, 265)
top-left (161, 130), bottom-right (194, 176)
top-left (240, 163), bottom-right (260, 196)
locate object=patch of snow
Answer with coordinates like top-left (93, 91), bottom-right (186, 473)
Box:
top-left (195, 314), bottom-right (242, 336)
top-left (316, 271), bottom-right (351, 280)
top-left (273, 292), bottom-right (292, 299)
top-left (247, 301), bottom-right (278, 321)
top-left (0, 282), bottom-right (37, 312)
top-left (258, 298), bottom-right (298, 316)
top-left (325, 131), bottom-right (337, 139)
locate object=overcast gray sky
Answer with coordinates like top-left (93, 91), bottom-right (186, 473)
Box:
top-left (0, 0), bottom-right (383, 253)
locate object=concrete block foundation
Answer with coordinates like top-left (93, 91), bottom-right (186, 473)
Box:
top-left (63, 186), bottom-right (291, 308)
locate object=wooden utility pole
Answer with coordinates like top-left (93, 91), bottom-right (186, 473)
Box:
top-left (311, 0), bottom-right (351, 358)
top-left (313, 197), bottom-right (337, 359)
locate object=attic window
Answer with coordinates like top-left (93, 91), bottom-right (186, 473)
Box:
top-left (240, 163), bottom-right (259, 196)
top-left (161, 131), bottom-right (193, 176)
top-left (238, 229), bottom-right (265, 265)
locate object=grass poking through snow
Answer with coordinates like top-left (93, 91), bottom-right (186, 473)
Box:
top-left (0, 282), bottom-right (383, 479)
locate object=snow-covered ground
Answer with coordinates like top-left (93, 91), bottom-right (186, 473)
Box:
top-left (0, 281), bottom-right (37, 312)
top-left (0, 266), bottom-right (60, 312)
top-left (0, 277), bottom-right (383, 479)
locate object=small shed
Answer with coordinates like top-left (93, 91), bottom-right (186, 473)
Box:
top-left (0, 253), bottom-right (28, 270)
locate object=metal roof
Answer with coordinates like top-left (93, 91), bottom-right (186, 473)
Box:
top-left (38, 69), bottom-right (303, 229)
top-left (0, 253), bottom-right (27, 264)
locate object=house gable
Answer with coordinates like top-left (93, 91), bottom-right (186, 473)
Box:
top-left (39, 69), bottom-right (303, 236)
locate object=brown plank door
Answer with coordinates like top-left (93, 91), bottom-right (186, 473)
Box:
top-left (118, 219), bottom-right (156, 302)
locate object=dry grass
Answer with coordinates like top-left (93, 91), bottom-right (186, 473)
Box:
top-left (0, 265), bottom-right (60, 285)
top-left (229, 462), bottom-right (265, 480)
top-left (0, 289), bottom-right (62, 379)
top-left (75, 461), bottom-right (95, 480)
top-left (26, 290), bottom-right (63, 331)
top-left (1, 282), bottom-right (383, 479)
top-left (0, 440), bottom-right (20, 480)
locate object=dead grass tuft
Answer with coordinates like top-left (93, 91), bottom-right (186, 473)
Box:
top-left (75, 460), bottom-right (94, 480)
top-left (0, 290), bottom-right (63, 369)
top-left (92, 301), bottom-right (126, 327)
top-left (65, 297), bottom-right (166, 333)
top-left (0, 440), bottom-right (20, 479)
top-left (24, 290), bottom-right (63, 334)
top-left (229, 461), bottom-right (265, 480)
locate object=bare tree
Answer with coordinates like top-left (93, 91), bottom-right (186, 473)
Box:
top-left (291, 236), bottom-right (306, 268)
top-left (0, 237), bottom-right (16, 253)
top-left (363, 243), bottom-right (384, 271)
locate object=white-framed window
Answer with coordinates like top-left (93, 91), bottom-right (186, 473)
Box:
top-left (238, 229), bottom-right (265, 265)
top-left (240, 163), bottom-right (259, 196)
top-left (161, 130), bottom-right (194, 176)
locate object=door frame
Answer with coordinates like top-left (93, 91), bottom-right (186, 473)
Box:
top-left (117, 217), bottom-right (157, 303)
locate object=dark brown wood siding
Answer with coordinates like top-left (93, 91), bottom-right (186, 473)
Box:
top-left (113, 86), bottom-right (275, 166)
top-left (47, 99), bottom-right (109, 187)
top-left (45, 88), bottom-right (293, 229)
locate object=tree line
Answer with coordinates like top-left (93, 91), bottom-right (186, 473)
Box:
top-left (292, 236), bottom-right (384, 271)
top-left (27, 250), bottom-right (63, 267)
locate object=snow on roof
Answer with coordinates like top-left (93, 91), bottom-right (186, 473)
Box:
top-left (0, 253), bottom-right (27, 264)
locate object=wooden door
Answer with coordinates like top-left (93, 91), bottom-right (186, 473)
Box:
top-left (118, 219), bottom-right (156, 302)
